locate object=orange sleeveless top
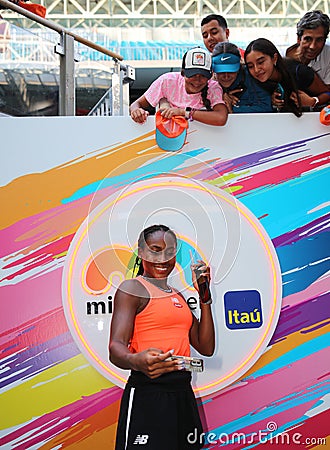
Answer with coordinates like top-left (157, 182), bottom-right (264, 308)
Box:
top-left (129, 276), bottom-right (193, 357)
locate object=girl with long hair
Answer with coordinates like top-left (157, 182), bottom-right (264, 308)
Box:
top-left (244, 38), bottom-right (302, 116)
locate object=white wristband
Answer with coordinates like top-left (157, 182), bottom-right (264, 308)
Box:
top-left (312, 97), bottom-right (319, 109)
top-left (200, 298), bottom-right (212, 305)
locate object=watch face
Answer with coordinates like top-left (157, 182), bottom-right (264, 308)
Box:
top-left (185, 107), bottom-right (192, 120)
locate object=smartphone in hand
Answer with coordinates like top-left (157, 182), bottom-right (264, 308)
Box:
top-left (275, 83), bottom-right (285, 100)
top-left (190, 251), bottom-right (211, 303)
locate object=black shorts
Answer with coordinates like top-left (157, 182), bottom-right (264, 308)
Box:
top-left (115, 371), bottom-right (204, 450)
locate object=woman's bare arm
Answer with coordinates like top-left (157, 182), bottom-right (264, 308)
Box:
top-left (188, 262), bottom-right (215, 356)
top-left (109, 279), bottom-right (180, 378)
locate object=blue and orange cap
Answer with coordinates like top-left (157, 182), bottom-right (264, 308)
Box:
top-left (155, 111), bottom-right (188, 152)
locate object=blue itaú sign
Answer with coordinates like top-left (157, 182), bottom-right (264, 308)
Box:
top-left (224, 290), bottom-right (263, 329)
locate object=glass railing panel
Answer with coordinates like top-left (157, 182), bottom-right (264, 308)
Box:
top-left (75, 60), bottom-right (112, 116)
top-left (0, 19), bottom-right (60, 115)
top-left (0, 18), bottom-right (115, 116)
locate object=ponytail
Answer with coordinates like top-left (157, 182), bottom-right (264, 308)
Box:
top-left (201, 84), bottom-right (212, 110)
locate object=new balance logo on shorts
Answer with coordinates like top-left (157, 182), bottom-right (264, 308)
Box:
top-left (133, 435), bottom-right (149, 445)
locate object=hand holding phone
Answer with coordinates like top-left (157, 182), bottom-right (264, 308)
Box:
top-left (190, 251), bottom-right (211, 304)
top-left (167, 355), bottom-right (204, 372)
top-left (275, 83), bottom-right (285, 100)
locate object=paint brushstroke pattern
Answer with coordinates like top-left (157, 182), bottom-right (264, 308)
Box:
top-left (0, 130), bottom-right (329, 449)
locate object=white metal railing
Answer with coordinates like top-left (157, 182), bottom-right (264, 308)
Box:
top-left (88, 87), bottom-right (112, 116)
top-left (0, 37), bottom-right (193, 63)
top-left (1, 30), bottom-right (302, 64)
top-left (0, 37), bottom-right (58, 62)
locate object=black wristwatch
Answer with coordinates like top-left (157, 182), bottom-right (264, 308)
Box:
top-left (185, 107), bottom-right (192, 120)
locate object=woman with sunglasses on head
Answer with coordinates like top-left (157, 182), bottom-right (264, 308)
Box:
top-left (212, 42), bottom-right (273, 113)
top-left (109, 224), bottom-right (215, 450)
top-left (129, 47), bottom-right (228, 126)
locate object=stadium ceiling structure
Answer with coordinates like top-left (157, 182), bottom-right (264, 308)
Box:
top-left (3, 0), bottom-right (329, 29)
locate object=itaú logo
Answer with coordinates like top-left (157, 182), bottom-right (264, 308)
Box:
top-left (62, 175), bottom-right (282, 397)
top-left (224, 290), bottom-right (263, 329)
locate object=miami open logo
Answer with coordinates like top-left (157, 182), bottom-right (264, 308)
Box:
top-left (62, 175), bottom-right (282, 396)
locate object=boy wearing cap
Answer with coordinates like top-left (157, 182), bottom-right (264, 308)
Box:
top-left (129, 47), bottom-right (228, 126)
top-left (212, 42), bottom-right (272, 113)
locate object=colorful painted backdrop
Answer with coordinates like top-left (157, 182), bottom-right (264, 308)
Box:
top-left (0, 113), bottom-right (329, 449)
